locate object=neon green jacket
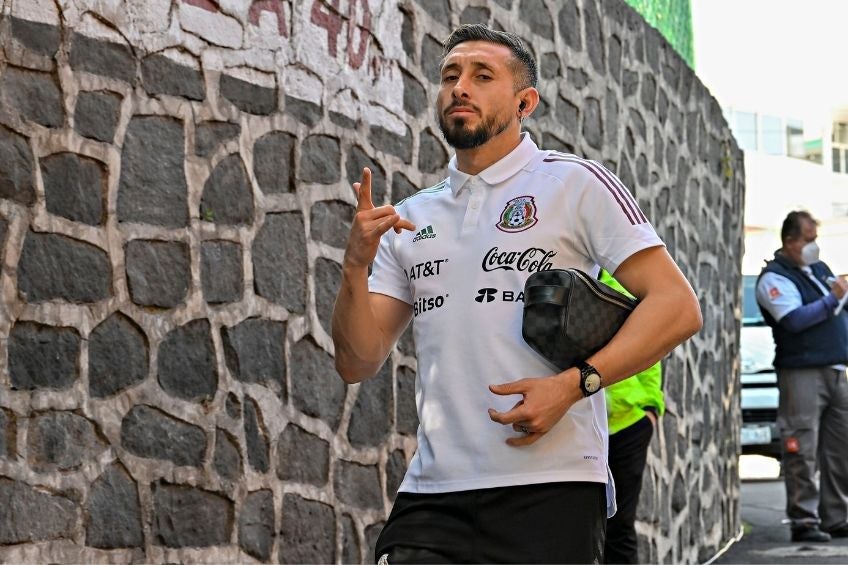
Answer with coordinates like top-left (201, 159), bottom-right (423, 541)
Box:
top-left (598, 270), bottom-right (665, 435)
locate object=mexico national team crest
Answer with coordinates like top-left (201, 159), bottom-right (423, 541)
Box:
top-left (496, 195), bottom-right (538, 233)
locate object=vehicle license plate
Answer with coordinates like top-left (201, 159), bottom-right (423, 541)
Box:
top-left (741, 424), bottom-right (771, 445)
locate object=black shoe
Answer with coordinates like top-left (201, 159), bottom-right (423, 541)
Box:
top-left (825, 525), bottom-right (848, 538)
top-left (791, 526), bottom-right (831, 542)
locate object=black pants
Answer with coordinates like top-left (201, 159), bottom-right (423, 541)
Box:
top-left (605, 416), bottom-right (654, 564)
top-left (375, 482), bottom-right (606, 564)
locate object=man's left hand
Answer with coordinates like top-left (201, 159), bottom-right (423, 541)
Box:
top-left (488, 370), bottom-right (583, 446)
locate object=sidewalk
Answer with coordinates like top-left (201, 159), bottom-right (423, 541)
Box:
top-left (713, 457), bottom-right (848, 564)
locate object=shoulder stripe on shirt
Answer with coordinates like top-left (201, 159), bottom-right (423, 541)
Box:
top-left (543, 153), bottom-right (648, 225)
top-left (395, 179), bottom-right (448, 206)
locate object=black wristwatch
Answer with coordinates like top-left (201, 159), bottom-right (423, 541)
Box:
top-left (577, 361), bottom-right (602, 397)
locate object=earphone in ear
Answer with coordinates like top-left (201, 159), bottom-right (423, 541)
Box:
top-left (519, 101), bottom-right (526, 111)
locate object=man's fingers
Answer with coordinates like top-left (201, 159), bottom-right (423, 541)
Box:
top-left (489, 380), bottom-right (527, 396)
top-left (488, 406), bottom-right (527, 425)
top-left (355, 168), bottom-right (374, 211)
top-left (393, 218), bottom-right (417, 234)
top-left (506, 433), bottom-right (541, 447)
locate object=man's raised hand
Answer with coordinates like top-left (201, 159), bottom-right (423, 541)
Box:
top-left (344, 168), bottom-right (416, 270)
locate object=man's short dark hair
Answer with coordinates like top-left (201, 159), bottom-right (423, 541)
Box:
top-left (441, 24), bottom-right (538, 90)
top-left (781, 210), bottom-right (818, 242)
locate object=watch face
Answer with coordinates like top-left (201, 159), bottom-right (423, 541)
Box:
top-left (584, 372), bottom-right (601, 393)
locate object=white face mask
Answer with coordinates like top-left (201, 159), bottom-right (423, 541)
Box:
top-left (801, 241), bottom-right (820, 266)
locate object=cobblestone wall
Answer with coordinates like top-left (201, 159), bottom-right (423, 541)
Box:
top-left (0, 0), bottom-right (744, 563)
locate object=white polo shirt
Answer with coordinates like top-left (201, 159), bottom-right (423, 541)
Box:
top-left (369, 133), bottom-right (663, 499)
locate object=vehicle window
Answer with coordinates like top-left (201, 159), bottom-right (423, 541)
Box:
top-left (742, 275), bottom-right (765, 326)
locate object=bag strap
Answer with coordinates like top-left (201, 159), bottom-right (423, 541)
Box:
top-left (524, 285), bottom-right (569, 307)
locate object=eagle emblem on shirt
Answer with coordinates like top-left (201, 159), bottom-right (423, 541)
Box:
top-left (496, 195), bottom-right (538, 233)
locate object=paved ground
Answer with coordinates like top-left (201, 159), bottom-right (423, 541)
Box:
top-left (714, 477), bottom-right (848, 564)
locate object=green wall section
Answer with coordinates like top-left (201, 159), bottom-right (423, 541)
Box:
top-left (624, 0), bottom-right (694, 68)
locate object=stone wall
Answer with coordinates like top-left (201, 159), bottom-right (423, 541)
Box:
top-left (0, 0), bottom-right (744, 563)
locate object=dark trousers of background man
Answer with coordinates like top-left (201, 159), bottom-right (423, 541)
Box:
top-left (778, 367), bottom-right (848, 531)
top-left (605, 415), bottom-right (654, 564)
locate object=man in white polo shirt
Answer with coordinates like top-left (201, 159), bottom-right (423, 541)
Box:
top-left (332, 24), bottom-right (702, 563)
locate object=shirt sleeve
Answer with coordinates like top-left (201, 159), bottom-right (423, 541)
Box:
top-left (574, 162), bottom-right (664, 273)
top-left (756, 271), bottom-right (802, 321)
top-left (367, 228), bottom-right (413, 305)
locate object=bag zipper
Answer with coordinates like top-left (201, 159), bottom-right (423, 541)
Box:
top-left (570, 269), bottom-right (636, 310)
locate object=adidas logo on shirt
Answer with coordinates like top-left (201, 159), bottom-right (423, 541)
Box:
top-left (412, 225), bottom-right (436, 242)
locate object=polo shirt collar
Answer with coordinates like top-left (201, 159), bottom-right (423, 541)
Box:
top-left (448, 132), bottom-right (538, 195)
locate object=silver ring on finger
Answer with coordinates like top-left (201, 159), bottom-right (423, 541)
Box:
top-left (519, 425), bottom-right (530, 434)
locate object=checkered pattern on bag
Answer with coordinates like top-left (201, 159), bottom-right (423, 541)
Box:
top-left (521, 269), bottom-right (635, 370)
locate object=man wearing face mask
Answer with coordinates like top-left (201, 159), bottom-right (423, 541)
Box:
top-left (756, 210), bottom-right (848, 543)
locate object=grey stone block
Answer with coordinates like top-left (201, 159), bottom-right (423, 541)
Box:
top-left (70, 33), bottom-right (136, 82)
top-left (221, 317), bottom-right (285, 394)
top-left (201, 240), bottom-right (243, 304)
top-left (310, 200), bottom-right (354, 249)
top-left (74, 90), bottom-right (122, 142)
top-left (556, 95), bottom-right (580, 135)
top-left (279, 494), bottom-right (335, 564)
top-left (195, 121), bottom-right (240, 157)
top-left (334, 460), bottom-right (382, 510)
top-left (157, 319), bottom-right (218, 402)
top-left (605, 91), bottom-right (619, 147)
top-left (415, 0), bottom-right (450, 27)
top-left (10, 17), bottom-right (59, 57)
top-left (584, 0), bottom-right (605, 73)
top-left (641, 74), bottom-right (657, 112)
top-left (243, 397), bottom-right (269, 473)
top-left (347, 364), bottom-right (392, 448)
top-left (401, 9), bottom-right (414, 59)
top-left (213, 428), bottom-right (241, 481)
top-left (0, 125), bottom-right (35, 205)
top-left (118, 115), bottom-right (189, 227)
top-left (89, 313), bottom-right (149, 398)
top-left (582, 97), bottom-right (603, 150)
top-left (392, 172), bottom-right (418, 204)
top-left (276, 424), bottom-right (329, 486)
top-left (365, 522), bottom-right (384, 562)
top-left (299, 134), bottom-right (340, 184)
top-left (200, 154), bottom-right (254, 225)
top-left (120, 405), bottom-right (206, 466)
top-left (346, 145), bottom-right (387, 205)
top-left (0, 66), bottom-right (64, 128)
top-left (290, 337), bottom-right (346, 431)
top-left (220, 74), bottom-right (277, 115)
top-left (541, 53), bottom-right (561, 79)
top-left (314, 257), bottom-right (341, 336)
top-left (341, 514), bottom-right (360, 564)
top-left (9, 322), bottom-right (79, 391)
top-left (542, 132), bottom-right (574, 155)
top-left (253, 130), bottom-right (295, 194)
top-left (152, 482), bottom-right (233, 547)
top-left (225, 393), bottom-right (241, 419)
top-left (396, 366), bottom-right (418, 435)
top-left (629, 108), bottom-right (646, 140)
top-left (285, 95), bottom-right (321, 127)
top-left (0, 478), bottom-right (78, 544)
top-left (401, 69), bottom-right (426, 117)
top-left (41, 152), bottom-right (106, 225)
top-left (27, 411), bottom-right (107, 472)
top-left (85, 464), bottom-right (143, 549)
top-left (329, 110), bottom-right (356, 129)
top-left (252, 212), bottom-right (306, 312)
top-left (369, 124), bottom-right (412, 163)
top-left (387, 449), bottom-right (407, 497)
top-left (141, 53), bottom-right (205, 101)
top-left (125, 239), bottom-right (190, 308)
top-left (567, 66), bottom-right (589, 90)
top-left (460, 5), bottom-right (490, 25)
top-left (18, 232), bottom-right (111, 303)
top-left (238, 490), bottom-right (274, 561)
top-left (520, 0), bottom-right (553, 39)
top-left (0, 408), bottom-right (14, 458)
top-left (418, 129), bottom-right (447, 174)
top-left (623, 70), bottom-right (639, 98)
top-left (421, 35), bottom-right (442, 84)
top-left (558, 1), bottom-right (582, 50)
top-left (397, 324), bottom-right (415, 357)
top-left (609, 35), bottom-right (622, 83)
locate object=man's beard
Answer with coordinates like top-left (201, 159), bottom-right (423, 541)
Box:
top-left (438, 107), bottom-right (512, 150)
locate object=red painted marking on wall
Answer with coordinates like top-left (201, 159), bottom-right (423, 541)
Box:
top-left (311, 0), bottom-right (343, 57)
top-left (347, 0), bottom-right (371, 70)
top-left (249, 0), bottom-right (289, 37)
top-left (183, 0), bottom-right (220, 13)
